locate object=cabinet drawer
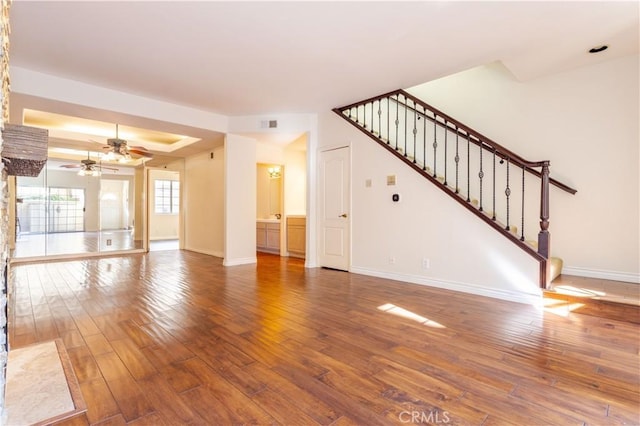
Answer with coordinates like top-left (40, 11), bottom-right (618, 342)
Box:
top-left (287, 217), bottom-right (305, 227)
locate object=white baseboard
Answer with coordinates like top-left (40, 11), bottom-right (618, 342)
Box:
top-left (350, 266), bottom-right (543, 306)
top-left (223, 256), bottom-right (257, 267)
top-left (562, 266), bottom-right (640, 284)
top-left (149, 236), bottom-right (178, 241)
top-left (305, 260), bottom-right (319, 268)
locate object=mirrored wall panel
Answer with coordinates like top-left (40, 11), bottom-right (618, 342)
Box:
top-left (12, 160), bottom-right (142, 258)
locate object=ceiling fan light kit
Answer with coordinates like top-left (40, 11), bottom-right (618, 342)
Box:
top-left (60, 151), bottom-right (118, 177)
top-left (103, 124), bottom-right (153, 162)
top-left (78, 167), bottom-right (101, 177)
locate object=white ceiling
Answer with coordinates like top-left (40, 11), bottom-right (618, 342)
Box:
top-left (8, 1), bottom-right (639, 153)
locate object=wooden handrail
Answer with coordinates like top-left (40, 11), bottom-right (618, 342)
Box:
top-left (337, 89), bottom-right (576, 194)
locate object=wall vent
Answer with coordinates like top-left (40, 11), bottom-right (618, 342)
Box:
top-left (260, 120), bottom-right (278, 129)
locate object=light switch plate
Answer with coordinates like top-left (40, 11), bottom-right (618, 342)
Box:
top-left (387, 175), bottom-right (396, 186)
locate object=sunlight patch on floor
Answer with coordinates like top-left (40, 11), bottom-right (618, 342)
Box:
top-left (552, 285), bottom-right (606, 297)
top-left (377, 303), bottom-right (446, 328)
top-left (542, 300), bottom-right (585, 317)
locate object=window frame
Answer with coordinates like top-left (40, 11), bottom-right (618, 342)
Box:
top-left (154, 179), bottom-right (180, 215)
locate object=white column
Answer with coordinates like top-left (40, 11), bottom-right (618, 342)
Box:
top-left (223, 133), bottom-right (257, 266)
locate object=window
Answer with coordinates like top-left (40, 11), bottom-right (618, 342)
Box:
top-left (154, 180), bottom-right (180, 214)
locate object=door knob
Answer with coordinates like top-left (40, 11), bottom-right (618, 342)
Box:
top-left (339, 213), bottom-right (348, 218)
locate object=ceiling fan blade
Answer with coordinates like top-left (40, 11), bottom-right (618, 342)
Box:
top-left (130, 145), bottom-right (149, 151)
top-left (100, 165), bottom-right (119, 171)
top-left (60, 164), bottom-right (82, 168)
top-left (128, 149), bottom-right (154, 158)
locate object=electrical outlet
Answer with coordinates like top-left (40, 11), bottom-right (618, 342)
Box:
top-left (389, 256), bottom-right (396, 265)
top-left (422, 257), bottom-right (430, 269)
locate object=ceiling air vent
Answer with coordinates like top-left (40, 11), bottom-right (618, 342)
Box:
top-left (260, 120), bottom-right (278, 129)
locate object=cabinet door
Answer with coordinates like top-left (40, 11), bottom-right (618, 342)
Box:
top-left (256, 225), bottom-right (267, 248)
top-left (287, 226), bottom-right (305, 253)
top-left (266, 224), bottom-right (280, 250)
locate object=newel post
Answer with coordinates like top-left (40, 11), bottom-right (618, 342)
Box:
top-left (538, 162), bottom-right (551, 288)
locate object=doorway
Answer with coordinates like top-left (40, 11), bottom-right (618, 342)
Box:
top-left (147, 168), bottom-right (182, 251)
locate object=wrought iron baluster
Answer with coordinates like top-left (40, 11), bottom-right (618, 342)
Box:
top-left (521, 166), bottom-right (525, 241)
top-left (387, 97), bottom-right (390, 144)
top-left (412, 101), bottom-right (417, 163)
top-left (370, 101), bottom-right (374, 132)
top-left (432, 115), bottom-right (437, 177)
top-left (443, 122), bottom-right (448, 186)
top-left (478, 142), bottom-right (484, 212)
top-left (492, 149), bottom-right (496, 220)
top-left (466, 134), bottom-right (470, 202)
top-left (505, 158), bottom-right (511, 231)
top-left (423, 106), bottom-right (427, 170)
top-left (377, 100), bottom-right (382, 140)
top-left (454, 128), bottom-right (460, 193)
top-left (363, 103), bottom-right (367, 129)
top-left (403, 96), bottom-right (408, 157)
top-left (395, 96), bottom-right (399, 151)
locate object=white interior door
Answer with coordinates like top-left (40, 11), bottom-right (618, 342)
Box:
top-left (319, 146), bottom-right (350, 270)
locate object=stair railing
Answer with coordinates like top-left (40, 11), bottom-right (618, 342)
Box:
top-left (333, 89), bottom-right (577, 288)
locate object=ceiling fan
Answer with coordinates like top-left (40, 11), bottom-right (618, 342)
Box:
top-left (60, 152), bottom-right (118, 177)
top-left (102, 124), bottom-right (153, 161)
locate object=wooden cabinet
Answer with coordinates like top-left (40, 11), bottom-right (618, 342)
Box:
top-left (286, 216), bottom-right (306, 258)
top-left (257, 221), bottom-right (280, 253)
top-left (256, 222), bottom-right (267, 248)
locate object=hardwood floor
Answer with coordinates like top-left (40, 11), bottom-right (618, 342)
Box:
top-left (8, 251), bottom-right (640, 425)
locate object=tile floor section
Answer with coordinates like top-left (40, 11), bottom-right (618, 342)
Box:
top-left (5, 340), bottom-right (80, 425)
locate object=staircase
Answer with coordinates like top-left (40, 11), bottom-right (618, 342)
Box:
top-left (333, 89), bottom-right (576, 288)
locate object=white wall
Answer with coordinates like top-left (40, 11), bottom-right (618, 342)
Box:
top-left (284, 136), bottom-right (307, 216)
top-left (318, 110), bottom-right (542, 304)
top-left (224, 134), bottom-right (257, 265)
top-left (407, 55), bottom-right (640, 283)
top-left (12, 67), bottom-right (228, 132)
top-left (184, 147), bottom-right (224, 257)
top-left (256, 141), bottom-right (285, 164)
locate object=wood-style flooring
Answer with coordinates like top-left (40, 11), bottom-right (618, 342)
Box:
top-left (8, 251), bottom-right (640, 425)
